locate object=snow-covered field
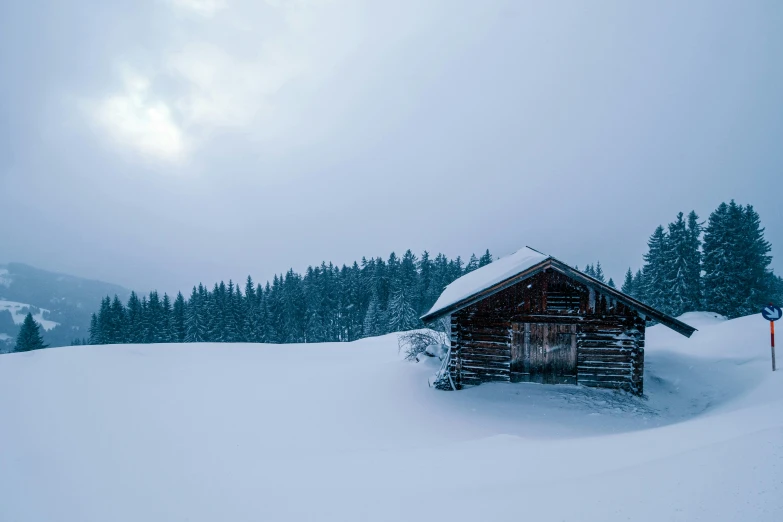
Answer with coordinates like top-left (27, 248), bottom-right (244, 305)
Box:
top-left (0, 313), bottom-right (780, 521)
top-left (0, 299), bottom-right (59, 330)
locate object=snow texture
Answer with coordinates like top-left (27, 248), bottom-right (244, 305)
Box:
top-left (0, 313), bottom-right (781, 521)
top-left (424, 246), bottom-right (548, 318)
top-left (0, 300), bottom-right (59, 331)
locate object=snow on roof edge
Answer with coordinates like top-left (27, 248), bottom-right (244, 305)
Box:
top-left (423, 247), bottom-right (549, 320)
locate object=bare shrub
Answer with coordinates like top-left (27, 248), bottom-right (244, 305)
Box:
top-left (397, 317), bottom-right (450, 361)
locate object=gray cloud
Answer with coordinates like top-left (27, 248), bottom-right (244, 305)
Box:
top-left (1, 0), bottom-right (782, 295)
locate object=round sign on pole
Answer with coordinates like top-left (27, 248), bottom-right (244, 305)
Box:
top-left (762, 305), bottom-right (782, 322)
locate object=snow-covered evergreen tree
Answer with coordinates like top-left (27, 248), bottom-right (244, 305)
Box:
top-left (242, 276), bottom-right (260, 343)
top-left (594, 261), bottom-right (605, 283)
top-left (363, 291), bottom-right (383, 337)
top-left (685, 211), bottom-right (703, 309)
top-left (88, 313), bottom-right (100, 345)
top-left (172, 292), bottom-right (186, 343)
top-left (741, 204), bottom-right (775, 315)
top-left (464, 254), bottom-right (479, 274)
top-left (704, 201), bottom-right (774, 317)
top-left (140, 296), bottom-right (150, 343)
top-left (664, 212), bottom-right (690, 316)
top-left (161, 294), bottom-right (173, 343)
top-left (641, 226), bottom-right (670, 312)
top-left (621, 268), bottom-right (634, 296)
top-left (185, 286), bottom-right (206, 342)
top-left (146, 291), bottom-right (164, 343)
top-left (387, 287), bottom-right (418, 332)
top-left (126, 291), bottom-right (143, 343)
top-left (632, 269), bottom-right (646, 302)
top-left (14, 313), bottom-right (47, 352)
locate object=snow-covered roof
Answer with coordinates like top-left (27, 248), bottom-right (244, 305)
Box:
top-left (423, 247), bottom-right (549, 320)
top-left (420, 247), bottom-right (696, 338)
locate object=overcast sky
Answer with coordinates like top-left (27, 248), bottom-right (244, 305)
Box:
top-left (1, 0), bottom-right (781, 295)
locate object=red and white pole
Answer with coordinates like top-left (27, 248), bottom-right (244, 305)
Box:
top-left (772, 320), bottom-right (777, 372)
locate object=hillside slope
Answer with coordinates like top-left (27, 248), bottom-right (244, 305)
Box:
top-left (0, 314), bottom-right (780, 521)
top-left (0, 263), bottom-right (130, 349)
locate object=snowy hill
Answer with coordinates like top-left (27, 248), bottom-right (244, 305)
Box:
top-left (0, 263), bottom-right (130, 349)
top-left (0, 300), bottom-right (60, 331)
top-left (0, 315), bottom-right (780, 521)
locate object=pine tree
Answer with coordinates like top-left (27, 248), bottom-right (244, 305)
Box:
top-left (363, 291), bottom-right (383, 337)
top-left (14, 313), bottom-right (48, 352)
top-left (741, 204), bottom-right (775, 316)
top-left (140, 296), bottom-right (150, 343)
top-left (88, 313), bottom-right (101, 345)
top-left (126, 291), bottom-right (143, 343)
top-left (685, 211), bottom-right (703, 310)
top-left (417, 251), bottom-right (434, 316)
top-left (621, 268), bottom-right (634, 296)
top-left (465, 254), bottom-right (480, 274)
top-left (243, 276), bottom-right (261, 343)
top-left (159, 294), bottom-right (173, 343)
top-left (146, 291), bottom-right (165, 343)
top-left (664, 212), bottom-right (690, 316)
top-left (208, 282), bottom-right (225, 342)
top-left (109, 295), bottom-right (127, 344)
top-left (172, 292), bottom-right (186, 342)
top-left (594, 261), bottom-right (605, 283)
top-left (702, 202), bottom-right (735, 316)
top-left (387, 287), bottom-right (419, 332)
top-left (257, 285), bottom-right (270, 342)
top-left (451, 256), bottom-right (464, 279)
top-left (607, 278), bottom-right (615, 288)
top-left (703, 201), bottom-right (775, 317)
top-left (282, 271), bottom-right (306, 343)
top-left (399, 250), bottom-right (420, 327)
top-left (632, 269), bottom-right (645, 302)
top-left (185, 286), bottom-right (206, 342)
top-left (266, 278), bottom-right (283, 343)
top-left (479, 249), bottom-right (493, 267)
top-left (96, 296), bottom-right (111, 344)
top-left (641, 225), bottom-right (670, 311)
top-left (344, 262), bottom-right (364, 341)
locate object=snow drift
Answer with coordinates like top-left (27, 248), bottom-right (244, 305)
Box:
top-left (0, 312), bottom-right (781, 521)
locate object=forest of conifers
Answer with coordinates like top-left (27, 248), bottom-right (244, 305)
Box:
top-left (53, 200), bottom-right (783, 349)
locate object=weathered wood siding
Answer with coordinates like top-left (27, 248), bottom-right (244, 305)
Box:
top-left (448, 268), bottom-right (645, 395)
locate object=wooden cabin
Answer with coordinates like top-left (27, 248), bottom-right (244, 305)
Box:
top-left (421, 248), bottom-right (696, 395)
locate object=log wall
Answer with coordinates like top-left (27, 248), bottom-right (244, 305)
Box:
top-left (447, 268), bottom-right (645, 395)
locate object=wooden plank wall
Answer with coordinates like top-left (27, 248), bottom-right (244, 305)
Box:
top-left (449, 314), bottom-right (511, 387)
top-left (576, 314), bottom-right (645, 394)
top-left (447, 269), bottom-right (645, 395)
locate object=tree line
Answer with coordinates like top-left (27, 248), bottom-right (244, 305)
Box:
top-left (69, 199), bottom-right (783, 347)
top-left (619, 201), bottom-right (779, 319)
top-left (79, 250), bottom-right (494, 346)
top-left (9, 199), bottom-right (778, 353)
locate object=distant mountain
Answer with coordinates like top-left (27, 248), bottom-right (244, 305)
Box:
top-left (0, 263), bottom-right (130, 351)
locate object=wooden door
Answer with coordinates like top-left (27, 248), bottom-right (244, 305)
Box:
top-left (510, 323), bottom-right (577, 384)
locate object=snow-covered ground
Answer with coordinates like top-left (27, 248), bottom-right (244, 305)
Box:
top-left (0, 299), bottom-right (59, 330)
top-left (0, 313), bottom-right (780, 521)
